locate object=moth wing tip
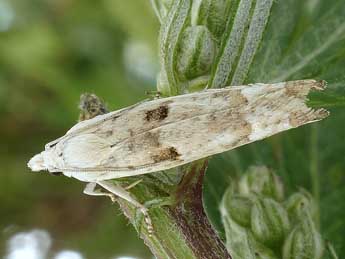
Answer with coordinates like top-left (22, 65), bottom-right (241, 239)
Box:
top-left (312, 80), bottom-right (327, 91)
top-left (308, 108), bottom-right (330, 124)
top-left (316, 108), bottom-right (330, 120)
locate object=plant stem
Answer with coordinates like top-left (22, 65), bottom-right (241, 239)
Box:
top-left (115, 160), bottom-right (231, 259)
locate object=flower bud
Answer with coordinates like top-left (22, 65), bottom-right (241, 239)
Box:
top-left (221, 191), bottom-right (254, 227)
top-left (221, 214), bottom-right (278, 259)
top-left (251, 198), bottom-right (290, 249)
top-left (239, 166), bottom-right (284, 201)
top-left (253, 243), bottom-right (279, 259)
top-left (283, 213), bottom-right (324, 259)
top-left (285, 189), bottom-right (317, 222)
top-left (191, 0), bottom-right (231, 38)
top-left (176, 26), bottom-right (216, 81)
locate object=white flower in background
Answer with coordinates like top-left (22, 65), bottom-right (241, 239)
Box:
top-left (0, 0), bottom-right (14, 32)
top-left (4, 229), bottom-right (142, 259)
top-left (5, 229), bottom-right (52, 259)
top-left (123, 41), bottom-right (157, 82)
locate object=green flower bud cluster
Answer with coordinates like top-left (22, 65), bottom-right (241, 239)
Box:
top-left (155, 0), bottom-right (231, 96)
top-left (220, 166), bottom-right (331, 259)
top-left (153, 0), bottom-right (275, 95)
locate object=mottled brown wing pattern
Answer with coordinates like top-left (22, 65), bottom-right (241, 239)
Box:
top-left (28, 80), bottom-right (328, 182)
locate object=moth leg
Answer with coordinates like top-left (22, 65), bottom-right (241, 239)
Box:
top-left (124, 179), bottom-right (143, 190)
top-left (83, 182), bottom-right (116, 202)
top-left (133, 196), bottom-right (174, 236)
top-left (145, 90), bottom-right (162, 99)
top-left (96, 180), bottom-right (154, 235)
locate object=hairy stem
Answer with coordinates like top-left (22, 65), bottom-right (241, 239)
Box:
top-left (115, 161), bottom-right (231, 259)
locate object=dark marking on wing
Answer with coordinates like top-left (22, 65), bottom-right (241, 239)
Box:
top-left (212, 91), bottom-right (229, 99)
top-left (144, 131), bottom-right (161, 147)
top-left (129, 129), bottom-right (134, 137)
top-left (48, 142), bottom-right (58, 148)
top-left (145, 104), bottom-right (169, 121)
top-left (152, 147), bottom-right (180, 162)
top-left (285, 81), bottom-right (305, 97)
top-left (124, 131), bottom-right (161, 151)
top-left (212, 89), bottom-right (248, 106)
top-left (112, 115), bottom-right (121, 121)
top-left (105, 130), bottom-right (113, 137)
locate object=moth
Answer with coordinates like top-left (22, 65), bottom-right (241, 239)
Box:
top-left (28, 79), bottom-right (328, 233)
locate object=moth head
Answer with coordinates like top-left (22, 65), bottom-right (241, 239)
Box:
top-left (28, 153), bottom-right (46, 172)
top-left (28, 142), bottom-right (65, 175)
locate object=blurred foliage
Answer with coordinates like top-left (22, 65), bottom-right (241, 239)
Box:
top-left (0, 0), bottom-right (158, 258)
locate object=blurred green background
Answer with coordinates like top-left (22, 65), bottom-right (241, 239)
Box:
top-left (0, 0), bottom-right (159, 258)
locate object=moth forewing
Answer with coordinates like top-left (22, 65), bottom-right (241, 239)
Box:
top-left (28, 80), bottom-right (329, 182)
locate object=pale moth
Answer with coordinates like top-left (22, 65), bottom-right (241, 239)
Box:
top-left (28, 79), bottom-right (329, 233)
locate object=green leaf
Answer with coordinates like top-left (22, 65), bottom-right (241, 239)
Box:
top-left (203, 0), bottom-right (345, 255)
